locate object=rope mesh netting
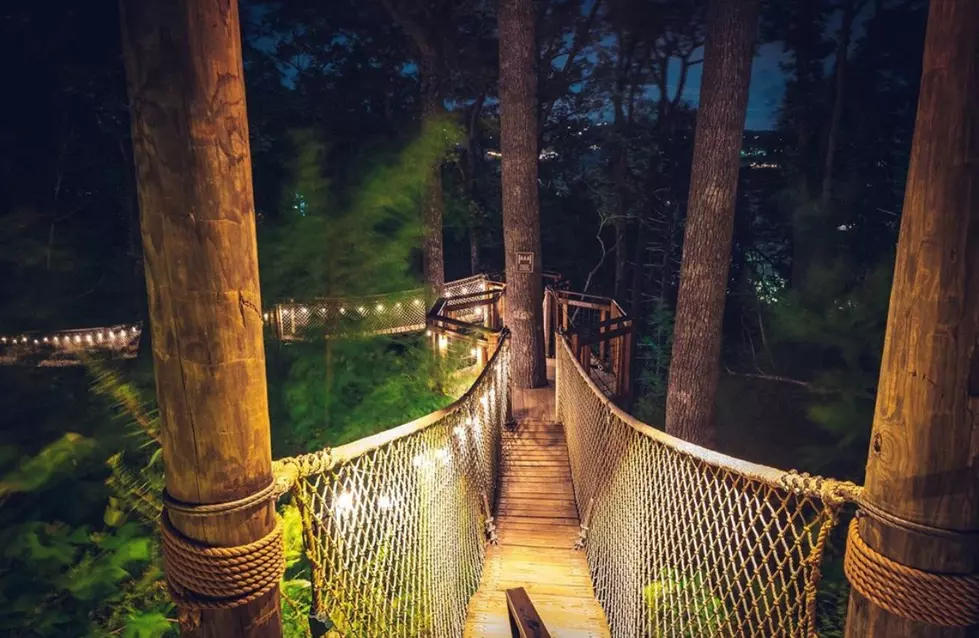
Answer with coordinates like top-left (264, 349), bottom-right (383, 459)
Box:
top-left (0, 323), bottom-right (143, 366)
top-left (282, 335), bottom-right (511, 636)
top-left (556, 339), bottom-right (845, 638)
top-left (273, 275), bottom-right (492, 341)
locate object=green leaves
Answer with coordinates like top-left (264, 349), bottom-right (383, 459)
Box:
top-left (0, 433), bottom-right (97, 499)
top-left (121, 611), bottom-right (174, 638)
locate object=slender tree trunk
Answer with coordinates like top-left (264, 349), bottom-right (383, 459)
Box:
top-left (611, 32), bottom-right (631, 301)
top-left (820, 0), bottom-right (857, 210)
top-left (420, 50), bottom-right (444, 292)
top-left (465, 94), bottom-right (486, 275)
top-left (665, 0), bottom-right (759, 447)
top-left (844, 1), bottom-right (979, 635)
top-left (613, 154), bottom-right (629, 300)
top-left (119, 1), bottom-right (280, 637)
top-left (499, 0), bottom-right (546, 389)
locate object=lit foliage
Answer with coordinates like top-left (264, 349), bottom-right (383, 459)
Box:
top-left (259, 117), bottom-right (463, 301)
top-left (260, 120), bottom-right (467, 455)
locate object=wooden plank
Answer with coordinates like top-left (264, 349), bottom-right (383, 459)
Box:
top-left (466, 375), bottom-right (609, 638)
top-left (506, 588), bottom-right (552, 638)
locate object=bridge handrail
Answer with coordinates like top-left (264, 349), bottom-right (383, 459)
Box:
top-left (274, 331), bottom-right (511, 636)
top-left (555, 333), bottom-right (859, 637)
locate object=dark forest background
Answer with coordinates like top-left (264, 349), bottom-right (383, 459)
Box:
top-left (0, 0), bottom-right (927, 635)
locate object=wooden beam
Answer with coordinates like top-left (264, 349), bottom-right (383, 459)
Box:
top-left (506, 587), bottom-right (552, 638)
top-left (844, 1), bottom-right (979, 635)
top-left (119, 1), bottom-right (280, 635)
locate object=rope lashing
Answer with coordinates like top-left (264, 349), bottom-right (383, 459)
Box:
top-left (160, 484), bottom-right (286, 630)
top-left (844, 518), bottom-right (979, 627)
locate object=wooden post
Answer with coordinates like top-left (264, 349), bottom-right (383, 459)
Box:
top-left (598, 308), bottom-right (607, 363)
top-left (844, 1), bottom-right (979, 635)
top-left (543, 290), bottom-right (551, 358)
top-left (119, 1), bottom-right (281, 636)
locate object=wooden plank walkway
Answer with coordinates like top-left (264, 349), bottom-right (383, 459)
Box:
top-left (464, 361), bottom-right (610, 637)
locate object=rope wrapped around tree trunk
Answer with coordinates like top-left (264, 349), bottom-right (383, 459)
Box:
top-left (844, 518), bottom-right (979, 627)
top-left (160, 485), bottom-right (285, 630)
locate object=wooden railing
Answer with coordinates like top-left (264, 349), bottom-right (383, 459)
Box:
top-left (544, 288), bottom-right (633, 404)
top-left (506, 587), bottom-right (551, 638)
top-left (427, 279), bottom-right (506, 367)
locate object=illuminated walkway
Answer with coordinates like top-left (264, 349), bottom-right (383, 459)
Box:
top-left (464, 361), bottom-right (611, 637)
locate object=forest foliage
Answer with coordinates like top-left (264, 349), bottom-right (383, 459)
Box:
top-left (0, 0), bottom-right (930, 634)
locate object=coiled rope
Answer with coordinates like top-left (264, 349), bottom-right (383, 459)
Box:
top-left (160, 483), bottom-right (285, 630)
top-left (844, 518), bottom-right (979, 627)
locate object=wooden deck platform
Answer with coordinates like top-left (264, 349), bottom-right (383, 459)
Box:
top-left (464, 360), bottom-right (610, 637)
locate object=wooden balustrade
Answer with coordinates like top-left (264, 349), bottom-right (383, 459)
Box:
top-left (543, 288), bottom-right (633, 405)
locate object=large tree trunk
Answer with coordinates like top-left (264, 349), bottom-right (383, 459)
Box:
top-left (420, 50), bottom-right (444, 292)
top-left (665, 0), bottom-right (759, 447)
top-left (820, 0), bottom-right (857, 211)
top-left (499, 0), bottom-right (546, 389)
top-left (119, 1), bottom-right (280, 636)
top-left (844, 1), bottom-right (979, 635)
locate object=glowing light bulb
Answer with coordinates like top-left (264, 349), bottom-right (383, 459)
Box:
top-left (263, 312), bottom-right (269, 321)
top-left (357, 306), bottom-right (365, 314)
top-left (376, 304), bottom-right (383, 312)
top-left (413, 299), bottom-right (421, 306)
top-left (454, 425), bottom-right (466, 440)
top-left (426, 330), bottom-right (432, 337)
top-left (378, 495), bottom-right (393, 509)
top-left (86, 334), bottom-right (94, 343)
top-left (333, 492), bottom-right (355, 518)
top-left (480, 396), bottom-right (488, 407)
top-left (1, 338), bottom-right (6, 343)
top-left (97, 332), bottom-right (104, 342)
top-left (340, 308), bottom-right (346, 314)
top-left (21, 337), bottom-right (28, 343)
top-left (42, 337), bottom-right (49, 343)
top-left (74, 335), bottom-right (81, 343)
top-left (33, 339), bottom-right (39, 344)
top-left (131, 327), bottom-right (138, 334)
top-left (470, 347), bottom-right (478, 357)
top-left (53, 336), bottom-right (60, 344)
top-left (395, 302), bottom-right (402, 308)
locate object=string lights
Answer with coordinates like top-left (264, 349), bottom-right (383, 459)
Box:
top-left (0, 324), bottom-right (143, 353)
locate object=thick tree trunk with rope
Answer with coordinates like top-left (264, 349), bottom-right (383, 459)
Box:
top-left (844, 1), bottom-right (979, 635)
top-left (499, 0), bottom-right (546, 389)
top-left (665, 0), bottom-right (759, 447)
top-left (420, 50), bottom-right (445, 293)
top-left (119, 1), bottom-right (280, 636)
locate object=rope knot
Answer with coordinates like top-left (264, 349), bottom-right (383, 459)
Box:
top-left (844, 518), bottom-right (979, 627)
top-left (159, 484), bottom-right (286, 630)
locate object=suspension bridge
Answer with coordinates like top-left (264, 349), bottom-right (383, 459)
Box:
top-left (9, 275), bottom-right (970, 636)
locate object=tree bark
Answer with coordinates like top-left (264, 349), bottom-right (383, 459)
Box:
top-left (844, 1), bottom-right (979, 635)
top-left (119, 2), bottom-right (280, 636)
top-left (464, 94), bottom-right (486, 276)
top-left (499, 0), bottom-right (546, 389)
top-left (665, 0), bottom-right (759, 447)
top-left (820, 0), bottom-right (857, 211)
top-left (420, 50), bottom-right (444, 292)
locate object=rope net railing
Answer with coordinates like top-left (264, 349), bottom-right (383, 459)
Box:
top-left (275, 333), bottom-right (511, 637)
top-left (272, 290), bottom-right (429, 341)
top-left (0, 322), bottom-right (143, 366)
top-left (1, 276), bottom-right (493, 366)
top-left (556, 337), bottom-right (848, 638)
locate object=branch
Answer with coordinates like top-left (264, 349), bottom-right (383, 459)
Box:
top-left (378, 0), bottom-right (433, 56)
top-left (723, 367), bottom-right (833, 393)
top-left (541, 0), bottom-right (600, 121)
